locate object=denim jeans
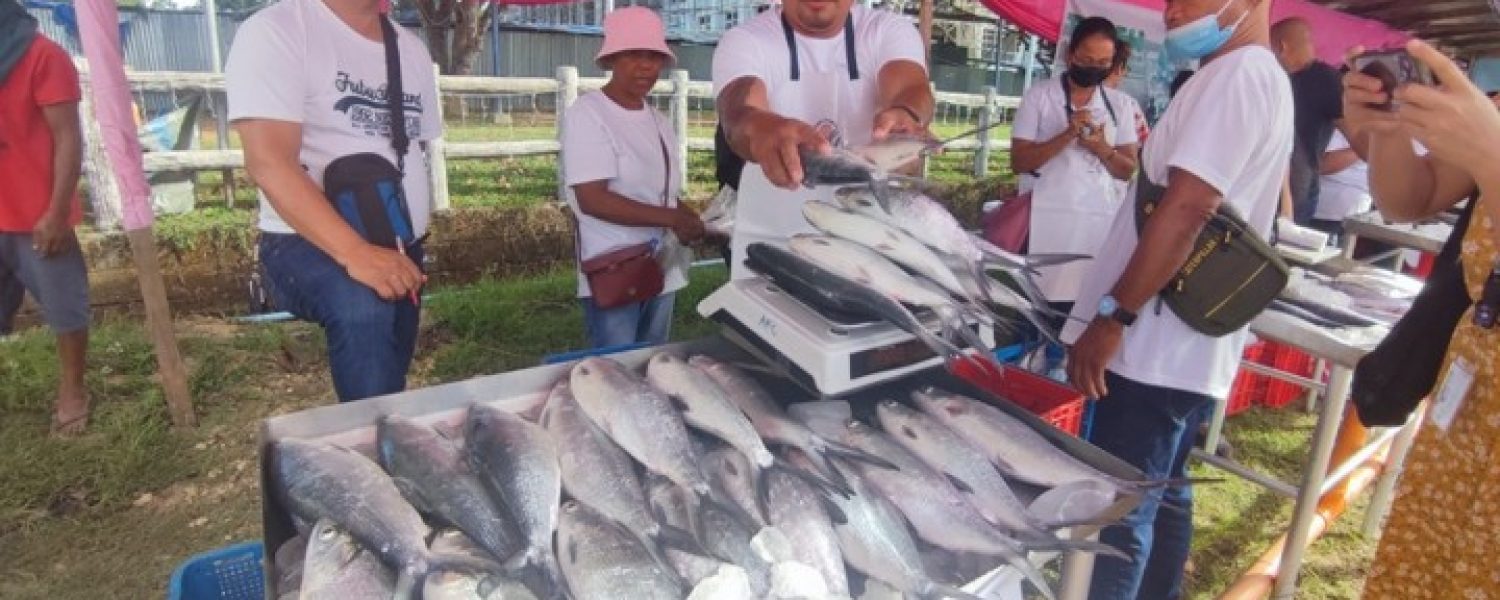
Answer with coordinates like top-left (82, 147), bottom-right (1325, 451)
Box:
top-left (581, 292), bottom-right (675, 350)
top-left (1087, 371), bottom-right (1216, 600)
top-left (259, 233), bottom-right (422, 402)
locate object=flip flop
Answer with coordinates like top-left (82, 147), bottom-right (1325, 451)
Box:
top-left (50, 410), bottom-right (89, 438)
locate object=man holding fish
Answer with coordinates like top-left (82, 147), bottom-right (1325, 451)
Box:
top-left (1062, 0), bottom-right (1293, 598)
top-left (711, 0), bottom-right (935, 278)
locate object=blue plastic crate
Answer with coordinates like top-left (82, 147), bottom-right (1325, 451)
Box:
top-left (541, 342), bottom-right (649, 365)
top-left (168, 541), bottom-right (264, 600)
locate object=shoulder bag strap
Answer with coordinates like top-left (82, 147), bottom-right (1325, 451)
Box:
top-left (380, 16), bottom-right (409, 176)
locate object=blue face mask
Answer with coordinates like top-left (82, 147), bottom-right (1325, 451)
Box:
top-left (1164, 0), bottom-right (1249, 62)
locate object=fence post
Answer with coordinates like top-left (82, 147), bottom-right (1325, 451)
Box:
top-left (920, 82), bottom-right (936, 179)
top-left (975, 86), bottom-right (996, 179)
top-left (78, 69), bottom-right (123, 231)
top-left (670, 69), bottom-right (690, 194)
top-left (556, 65), bottom-right (578, 201)
top-left (429, 63), bottom-right (451, 212)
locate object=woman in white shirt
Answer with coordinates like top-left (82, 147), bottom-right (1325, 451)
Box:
top-left (1310, 129), bottom-right (1371, 240)
top-left (561, 7), bottom-right (704, 349)
top-left (1011, 17), bottom-right (1139, 316)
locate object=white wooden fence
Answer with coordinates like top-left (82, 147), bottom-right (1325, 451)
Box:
top-left (89, 67), bottom-right (1020, 229)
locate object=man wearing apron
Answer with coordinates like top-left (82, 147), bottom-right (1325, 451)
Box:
top-left (711, 0), bottom-right (933, 280)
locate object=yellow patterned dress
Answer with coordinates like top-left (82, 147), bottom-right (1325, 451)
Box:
top-left (1364, 196), bottom-right (1500, 599)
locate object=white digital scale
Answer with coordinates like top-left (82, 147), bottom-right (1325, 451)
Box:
top-left (698, 278), bottom-right (995, 397)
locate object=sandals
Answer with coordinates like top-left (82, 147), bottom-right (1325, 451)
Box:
top-left (50, 410), bottom-right (89, 438)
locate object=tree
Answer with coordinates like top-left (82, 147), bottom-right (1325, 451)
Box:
top-left (404, 0), bottom-right (496, 75)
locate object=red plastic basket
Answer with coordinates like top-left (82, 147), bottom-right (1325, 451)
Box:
top-left (1227, 341), bottom-right (1270, 415)
top-left (1263, 342), bottom-right (1317, 408)
top-left (950, 360), bottom-right (1088, 436)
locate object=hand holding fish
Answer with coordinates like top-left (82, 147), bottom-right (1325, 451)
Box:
top-left (871, 106), bottom-right (930, 143)
top-left (1067, 318), bottom-right (1123, 399)
top-left (742, 112), bottom-right (833, 189)
top-left (671, 203), bottom-right (707, 244)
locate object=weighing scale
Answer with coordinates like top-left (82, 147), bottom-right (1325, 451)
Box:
top-left (698, 277), bottom-right (995, 397)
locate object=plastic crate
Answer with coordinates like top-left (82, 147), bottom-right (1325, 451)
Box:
top-left (951, 360), bottom-right (1088, 436)
top-left (1263, 342), bottom-right (1318, 409)
top-left (1227, 341), bottom-right (1270, 416)
top-left (168, 541), bottom-right (264, 600)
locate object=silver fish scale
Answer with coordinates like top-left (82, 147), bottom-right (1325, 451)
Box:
top-left (646, 353), bottom-right (774, 469)
top-left (541, 383), bottom-right (657, 538)
top-left (765, 469), bottom-right (849, 597)
top-left (827, 468), bottom-right (931, 597)
top-left (557, 502), bottom-right (683, 600)
top-left (915, 389), bottom-right (1117, 491)
top-left (300, 519), bottom-right (396, 600)
top-left (467, 405), bottom-right (561, 556)
top-left (570, 358), bottom-right (711, 495)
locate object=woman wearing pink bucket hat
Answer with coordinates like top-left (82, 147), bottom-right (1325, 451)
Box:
top-left (561, 7), bottom-right (704, 349)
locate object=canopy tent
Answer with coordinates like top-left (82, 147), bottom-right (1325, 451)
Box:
top-left (974, 0), bottom-right (1411, 64)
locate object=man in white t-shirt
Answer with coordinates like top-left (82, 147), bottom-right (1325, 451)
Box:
top-left (1310, 128), bottom-right (1371, 238)
top-left (712, 0), bottom-right (932, 277)
top-left (1061, 0), bottom-right (1293, 597)
top-left (227, 0), bottom-right (441, 402)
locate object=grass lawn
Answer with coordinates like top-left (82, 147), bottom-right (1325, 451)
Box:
top-left (0, 263), bottom-right (1380, 599)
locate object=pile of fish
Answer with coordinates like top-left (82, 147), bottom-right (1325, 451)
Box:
top-left (268, 351), bottom-right (1176, 600)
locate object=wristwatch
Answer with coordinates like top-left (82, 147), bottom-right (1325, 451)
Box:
top-left (1097, 295), bottom-right (1137, 327)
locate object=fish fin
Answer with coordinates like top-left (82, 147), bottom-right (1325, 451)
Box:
top-left (918, 581), bottom-right (989, 600)
top-left (801, 445), bottom-right (855, 493)
top-left (699, 490), bottom-right (761, 547)
top-left (633, 530), bottom-right (691, 593)
top-left (1022, 538), bottom-right (1132, 563)
top-left (654, 522), bottom-right (710, 556)
top-left (943, 472), bottom-right (975, 494)
top-left (774, 455), bottom-right (854, 498)
top-left (666, 393), bottom-right (692, 414)
top-left (393, 570), bottom-right (418, 600)
top-left (390, 476), bottom-right (433, 515)
top-left (1003, 549), bottom-right (1058, 600)
top-left (818, 439), bottom-right (900, 471)
top-left (818, 488), bottom-right (850, 525)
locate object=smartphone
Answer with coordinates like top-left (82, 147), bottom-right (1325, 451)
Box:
top-left (1353, 49), bottom-right (1436, 111)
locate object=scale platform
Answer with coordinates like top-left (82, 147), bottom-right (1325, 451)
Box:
top-left (698, 278), bottom-right (994, 397)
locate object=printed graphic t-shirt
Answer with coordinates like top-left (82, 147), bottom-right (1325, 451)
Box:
top-left (226, 0), bottom-right (441, 236)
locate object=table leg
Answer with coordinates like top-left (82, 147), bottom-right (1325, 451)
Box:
top-left (1058, 547), bottom-right (1095, 600)
top-left (1362, 410), bottom-right (1423, 537)
top-left (1341, 232), bottom-right (1358, 260)
top-left (1272, 365), bottom-right (1353, 599)
top-left (1203, 394), bottom-right (1228, 455)
top-left (1304, 359), bottom-right (1326, 413)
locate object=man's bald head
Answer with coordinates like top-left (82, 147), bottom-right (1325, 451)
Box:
top-left (1271, 18), bottom-right (1316, 72)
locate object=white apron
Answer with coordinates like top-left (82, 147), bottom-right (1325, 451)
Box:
top-left (1028, 89), bottom-right (1125, 302)
top-left (730, 14), bottom-right (876, 281)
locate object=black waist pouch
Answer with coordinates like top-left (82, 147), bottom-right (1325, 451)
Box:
top-left (323, 153), bottom-right (414, 249)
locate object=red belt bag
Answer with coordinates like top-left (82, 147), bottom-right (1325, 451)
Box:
top-left (582, 242), bottom-right (666, 310)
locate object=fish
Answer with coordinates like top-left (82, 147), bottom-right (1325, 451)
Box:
top-left (803, 201), bottom-right (972, 299)
top-left (913, 387), bottom-right (1209, 494)
top-left (701, 445), bottom-right (768, 530)
top-left (648, 473), bottom-right (774, 596)
top-left (826, 419), bottom-right (1059, 600)
top-left (789, 234), bottom-right (1005, 360)
top-left (743, 243), bottom-right (974, 372)
top-left (799, 148), bottom-right (878, 187)
top-left (299, 519), bottom-right (396, 600)
top-left (273, 534), bottom-right (307, 598)
top-left (569, 357), bottom-right (714, 498)
top-left (272, 439), bottom-right (500, 596)
top-left (645, 353), bottom-right (776, 475)
top-left (764, 466), bottom-right (849, 598)
top-left (849, 135), bottom-right (937, 173)
top-left (376, 415), bottom-right (526, 567)
top-left (539, 381), bottom-right (700, 577)
top-left (688, 355), bottom-right (895, 488)
top-left (465, 404), bottom-right (566, 598)
top-left (426, 530), bottom-right (540, 600)
top-left (811, 453), bottom-right (983, 600)
top-left (557, 500), bottom-right (686, 600)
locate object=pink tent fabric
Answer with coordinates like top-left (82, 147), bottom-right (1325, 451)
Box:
top-left (980, 0), bottom-right (1409, 65)
top-left (77, 0), bottom-right (154, 232)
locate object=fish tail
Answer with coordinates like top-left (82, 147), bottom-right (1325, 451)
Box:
top-left (1025, 252), bottom-right (1093, 268)
top-left (1002, 549), bottom-right (1058, 600)
top-left (917, 580), bottom-right (988, 600)
top-left (816, 438), bottom-right (900, 471)
top-left (774, 453), bottom-right (854, 499)
top-left (697, 489), bottom-right (761, 547)
top-left (653, 521), bottom-right (710, 557)
top-left (1022, 537), bottom-right (1132, 562)
top-left (536, 547), bottom-right (572, 600)
top-left (634, 529), bottom-right (692, 593)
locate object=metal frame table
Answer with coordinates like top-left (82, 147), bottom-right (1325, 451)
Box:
top-left (1341, 211), bottom-right (1451, 259)
top-left (1194, 313), bottom-right (1423, 598)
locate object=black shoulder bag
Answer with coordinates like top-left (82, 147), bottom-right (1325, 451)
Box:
top-left (1351, 198), bottom-right (1477, 427)
top-left (322, 16), bottom-right (417, 249)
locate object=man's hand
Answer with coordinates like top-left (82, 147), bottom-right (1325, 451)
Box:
top-left (741, 112), bottom-right (830, 190)
top-left (1067, 319), bottom-right (1124, 399)
top-left (871, 106), bottom-right (929, 141)
top-left (671, 203), bottom-right (706, 244)
top-left (341, 244), bottom-right (425, 301)
top-left (32, 212), bottom-right (73, 257)
top-left (1081, 123), bottom-right (1110, 157)
top-left (1068, 110), bottom-right (1092, 140)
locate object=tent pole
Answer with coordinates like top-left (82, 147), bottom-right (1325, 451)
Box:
top-left (919, 0), bottom-right (933, 67)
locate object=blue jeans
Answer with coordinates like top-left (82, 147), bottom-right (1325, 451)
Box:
top-left (259, 233), bottom-right (422, 402)
top-left (581, 292), bottom-right (675, 350)
top-left (1088, 371), bottom-right (1215, 600)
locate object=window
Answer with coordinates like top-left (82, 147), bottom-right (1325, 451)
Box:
top-left (699, 13), bottom-right (713, 31)
top-left (725, 10), bottom-right (738, 27)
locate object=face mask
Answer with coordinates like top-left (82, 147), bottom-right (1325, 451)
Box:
top-left (1067, 64), bottom-right (1112, 88)
top-left (1165, 0), bottom-right (1249, 62)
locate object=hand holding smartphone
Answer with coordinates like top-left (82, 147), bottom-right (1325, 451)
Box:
top-left (1352, 49), bottom-right (1437, 111)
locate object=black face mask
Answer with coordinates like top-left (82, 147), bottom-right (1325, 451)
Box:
top-left (1067, 64), bottom-right (1111, 88)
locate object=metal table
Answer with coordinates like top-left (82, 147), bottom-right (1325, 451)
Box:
top-left (1341, 211), bottom-right (1451, 258)
top-left (258, 336), bottom-right (1142, 600)
top-left (1194, 312), bottom-right (1422, 598)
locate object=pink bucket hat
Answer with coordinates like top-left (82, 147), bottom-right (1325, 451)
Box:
top-left (595, 7), bottom-right (676, 68)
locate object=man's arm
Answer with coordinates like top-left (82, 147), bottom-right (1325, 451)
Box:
top-left (717, 77), bottom-right (829, 189)
top-left (872, 61), bottom-right (935, 139)
top-left (1067, 168), bottom-right (1221, 398)
top-left (237, 119), bottom-right (422, 300)
top-left (34, 102), bottom-right (82, 257)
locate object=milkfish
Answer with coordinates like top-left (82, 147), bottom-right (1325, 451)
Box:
top-left (298, 519), bottom-right (396, 600)
top-left (556, 501), bottom-right (685, 600)
top-left (465, 404), bottom-right (567, 598)
top-left (569, 357), bottom-right (714, 499)
top-left (764, 466), bottom-right (849, 598)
